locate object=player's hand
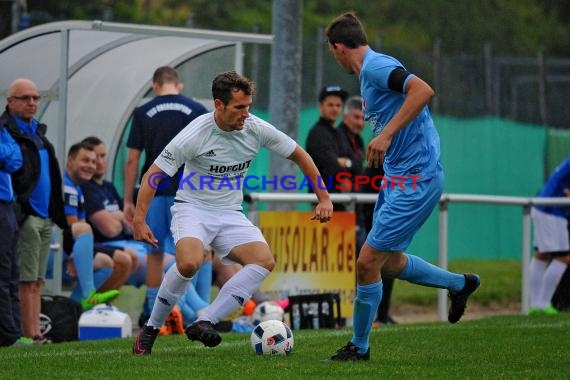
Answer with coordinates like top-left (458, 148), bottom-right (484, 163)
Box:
top-left (366, 132), bottom-right (392, 168)
top-left (311, 199), bottom-right (333, 223)
top-left (133, 220), bottom-right (158, 248)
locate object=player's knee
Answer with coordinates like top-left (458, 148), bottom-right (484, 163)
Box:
top-left (72, 221), bottom-right (92, 237)
top-left (176, 257), bottom-right (201, 277)
top-left (257, 255), bottom-right (275, 272)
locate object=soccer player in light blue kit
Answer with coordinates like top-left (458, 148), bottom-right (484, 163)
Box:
top-left (326, 12), bottom-right (480, 361)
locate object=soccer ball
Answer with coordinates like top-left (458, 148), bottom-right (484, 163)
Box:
top-left (251, 301), bottom-right (284, 326)
top-left (250, 319), bottom-right (294, 355)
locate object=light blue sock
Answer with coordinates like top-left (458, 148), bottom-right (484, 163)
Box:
top-left (177, 297), bottom-right (197, 325)
top-left (70, 267), bottom-right (112, 302)
top-left (72, 233), bottom-right (95, 298)
top-left (183, 283), bottom-right (209, 310)
top-left (194, 261), bottom-right (212, 302)
top-left (146, 287), bottom-right (159, 311)
top-left (351, 281), bottom-right (382, 353)
top-left (397, 253), bottom-right (465, 292)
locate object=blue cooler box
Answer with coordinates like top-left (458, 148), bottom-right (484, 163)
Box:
top-left (79, 304), bottom-right (132, 340)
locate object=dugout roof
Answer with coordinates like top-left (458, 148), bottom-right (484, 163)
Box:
top-left (0, 20), bottom-right (272, 178)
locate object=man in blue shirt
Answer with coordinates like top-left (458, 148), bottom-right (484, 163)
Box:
top-left (0, 124), bottom-right (24, 346)
top-left (62, 142), bottom-right (120, 310)
top-left (325, 13), bottom-right (480, 361)
top-left (2, 78), bottom-right (67, 343)
top-left (529, 156), bottom-right (570, 315)
top-left (124, 66), bottom-right (208, 322)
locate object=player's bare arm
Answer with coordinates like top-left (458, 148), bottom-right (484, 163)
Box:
top-left (124, 148), bottom-right (142, 223)
top-left (366, 76), bottom-right (435, 168)
top-left (287, 145), bottom-right (333, 223)
top-left (132, 163), bottom-right (161, 247)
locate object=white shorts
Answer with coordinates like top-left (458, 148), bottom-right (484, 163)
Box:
top-left (170, 202), bottom-right (266, 263)
top-left (531, 207), bottom-right (569, 253)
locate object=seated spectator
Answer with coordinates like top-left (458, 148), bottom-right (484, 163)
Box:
top-left (80, 137), bottom-right (138, 290)
top-left (62, 142), bottom-right (120, 309)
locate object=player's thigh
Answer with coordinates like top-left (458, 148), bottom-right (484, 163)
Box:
top-left (211, 210), bottom-right (271, 267)
top-left (227, 241), bottom-right (274, 270)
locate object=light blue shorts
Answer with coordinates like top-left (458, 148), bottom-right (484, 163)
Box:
top-left (366, 168), bottom-right (444, 252)
top-left (146, 195), bottom-right (176, 254)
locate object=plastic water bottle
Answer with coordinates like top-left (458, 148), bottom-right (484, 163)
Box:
top-left (310, 303), bottom-right (319, 329)
top-left (292, 304), bottom-right (301, 330)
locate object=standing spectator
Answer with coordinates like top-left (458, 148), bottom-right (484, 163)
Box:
top-left (62, 142), bottom-right (120, 309)
top-left (529, 156), bottom-right (570, 315)
top-left (3, 79), bottom-right (67, 343)
top-left (306, 85), bottom-right (352, 210)
top-left (337, 95), bottom-right (365, 179)
top-left (0, 122), bottom-right (24, 346)
top-left (131, 71), bottom-right (332, 355)
top-left (124, 66), bottom-right (208, 319)
top-left (325, 13), bottom-right (480, 361)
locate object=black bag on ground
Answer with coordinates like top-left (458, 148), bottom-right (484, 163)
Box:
top-left (40, 295), bottom-right (83, 342)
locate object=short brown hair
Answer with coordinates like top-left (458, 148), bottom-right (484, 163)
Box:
top-left (326, 12), bottom-right (368, 49)
top-left (211, 71), bottom-right (255, 105)
top-left (67, 141), bottom-right (94, 159)
top-left (152, 66), bottom-right (180, 86)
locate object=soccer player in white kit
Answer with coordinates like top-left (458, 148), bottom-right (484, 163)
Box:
top-left (132, 71), bottom-right (333, 355)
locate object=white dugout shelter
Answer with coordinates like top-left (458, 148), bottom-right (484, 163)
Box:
top-left (0, 20), bottom-right (273, 178)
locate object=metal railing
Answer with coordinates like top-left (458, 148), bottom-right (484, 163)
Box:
top-left (247, 192), bottom-right (570, 321)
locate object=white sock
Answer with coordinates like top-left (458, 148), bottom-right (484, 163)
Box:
top-left (147, 264), bottom-right (192, 328)
top-left (199, 264), bottom-right (270, 324)
top-left (537, 260), bottom-right (567, 308)
top-left (529, 258), bottom-right (548, 308)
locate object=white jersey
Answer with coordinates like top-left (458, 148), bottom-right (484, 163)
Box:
top-left (154, 112), bottom-right (296, 210)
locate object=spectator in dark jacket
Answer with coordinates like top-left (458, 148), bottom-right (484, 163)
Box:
top-left (0, 123), bottom-right (24, 346)
top-left (306, 85), bottom-right (352, 210)
top-left (2, 78), bottom-right (67, 343)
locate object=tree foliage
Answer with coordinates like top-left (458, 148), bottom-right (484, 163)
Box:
top-left (15, 0), bottom-right (570, 55)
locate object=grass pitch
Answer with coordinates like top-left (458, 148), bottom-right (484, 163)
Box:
top-left (3, 313), bottom-right (570, 379)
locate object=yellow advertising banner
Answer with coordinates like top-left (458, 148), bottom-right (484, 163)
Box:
top-left (258, 211), bottom-right (356, 318)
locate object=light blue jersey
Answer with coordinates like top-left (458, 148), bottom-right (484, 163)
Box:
top-left (360, 48), bottom-right (441, 181)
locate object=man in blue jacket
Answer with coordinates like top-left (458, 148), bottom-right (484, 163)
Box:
top-left (0, 122), bottom-right (24, 346)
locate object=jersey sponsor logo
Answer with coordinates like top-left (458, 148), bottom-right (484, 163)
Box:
top-left (146, 102), bottom-right (192, 117)
top-left (367, 113), bottom-right (385, 135)
top-left (209, 160), bottom-right (252, 174)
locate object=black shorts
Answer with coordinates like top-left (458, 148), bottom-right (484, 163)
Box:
top-left (94, 243), bottom-right (119, 258)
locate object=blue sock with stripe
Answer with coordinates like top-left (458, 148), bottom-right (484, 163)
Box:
top-left (72, 233), bottom-right (95, 298)
top-left (351, 281), bottom-right (382, 353)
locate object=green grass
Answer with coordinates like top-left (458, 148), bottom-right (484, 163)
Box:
top-left (3, 314), bottom-right (570, 379)
top-left (391, 259), bottom-right (521, 307)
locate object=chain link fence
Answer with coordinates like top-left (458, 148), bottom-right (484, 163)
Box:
top-left (246, 36), bottom-right (570, 129)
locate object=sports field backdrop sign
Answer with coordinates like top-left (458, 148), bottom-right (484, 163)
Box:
top-left (258, 211), bottom-right (356, 318)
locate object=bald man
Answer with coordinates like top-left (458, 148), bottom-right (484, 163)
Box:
top-left (1, 79), bottom-right (66, 342)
